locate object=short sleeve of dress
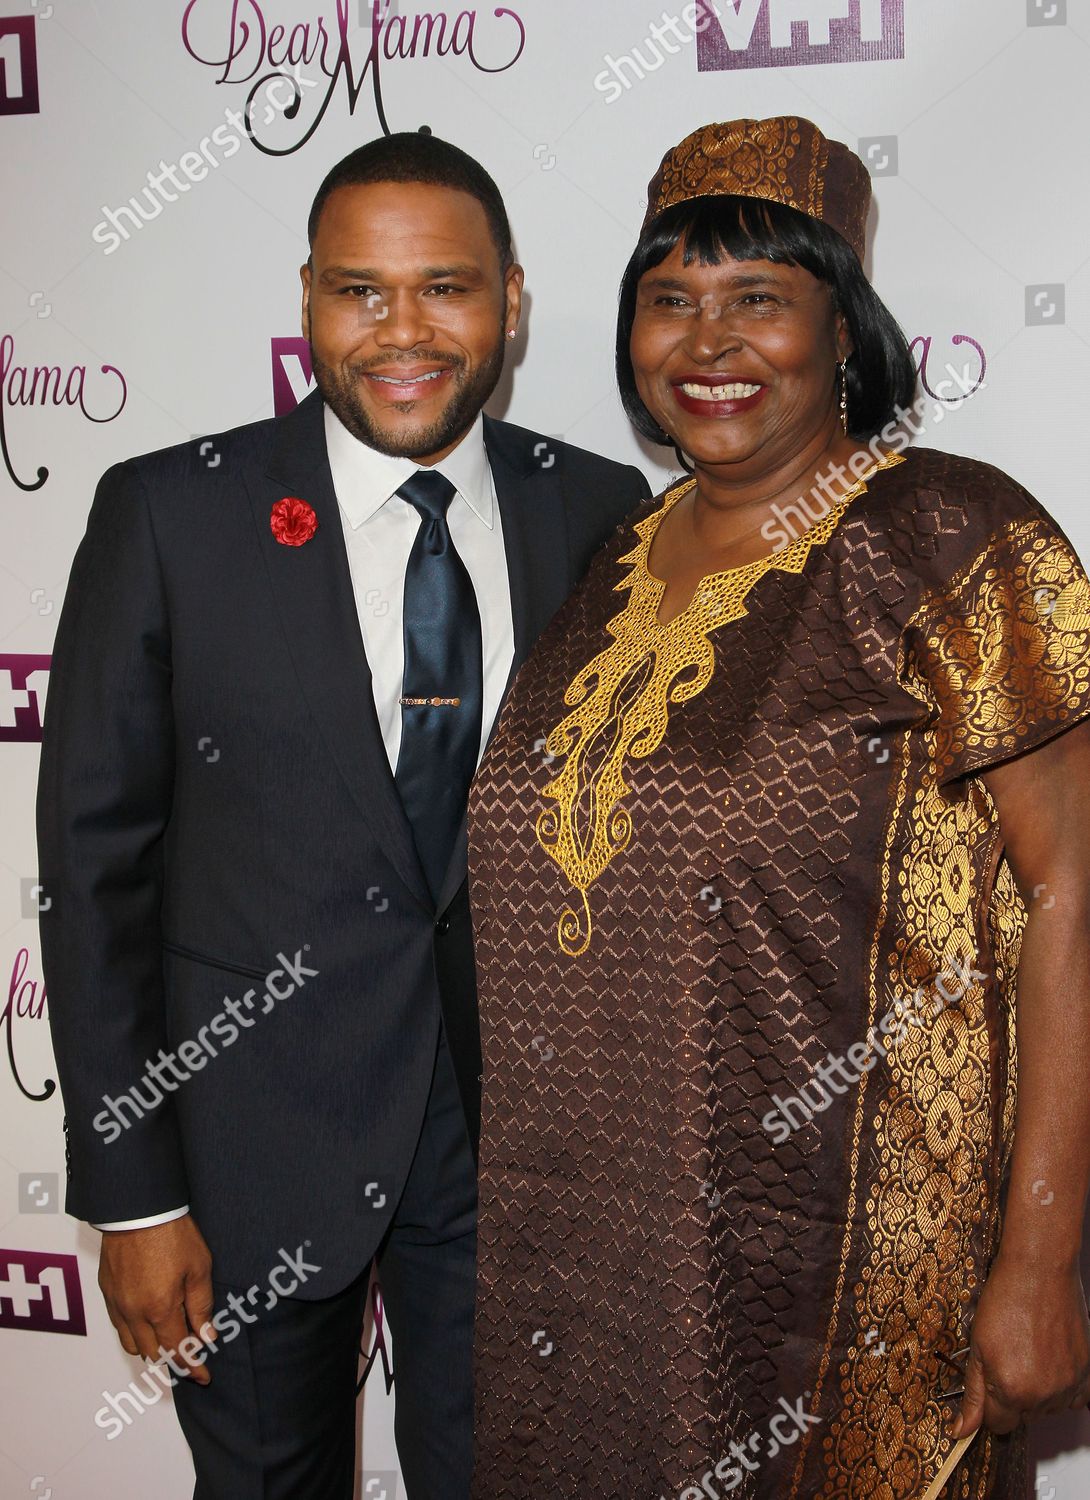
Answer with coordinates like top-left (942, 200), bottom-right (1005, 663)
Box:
top-left (903, 502), bottom-right (1090, 786)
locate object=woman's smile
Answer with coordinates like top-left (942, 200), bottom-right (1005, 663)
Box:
top-left (670, 376), bottom-right (767, 416)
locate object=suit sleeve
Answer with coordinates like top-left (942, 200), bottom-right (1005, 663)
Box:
top-left (627, 462), bottom-right (653, 506)
top-left (36, 460), bottom-right (189, 1224)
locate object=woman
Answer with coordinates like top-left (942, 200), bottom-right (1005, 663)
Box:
top-left (468, 118), bottom-right (1090, 1498)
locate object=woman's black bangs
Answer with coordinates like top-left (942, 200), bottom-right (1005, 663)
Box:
top-left (636, 196), bottom-right (838, 283)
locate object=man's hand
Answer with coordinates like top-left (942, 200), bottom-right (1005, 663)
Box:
top-left (953, 1252), bottom-right (1090, 1438)
top-left (98, 1214), bottom-right (217, 1385)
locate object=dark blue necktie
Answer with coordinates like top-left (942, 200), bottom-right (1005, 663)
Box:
top-left (393, 470), bottom-right (483, 901)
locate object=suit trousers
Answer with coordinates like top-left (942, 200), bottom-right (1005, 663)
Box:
top-left (173, 1022), bottom-right (478, 1500)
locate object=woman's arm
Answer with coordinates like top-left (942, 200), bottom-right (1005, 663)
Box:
top-left (953, 718), bottom-right (1090, 1437)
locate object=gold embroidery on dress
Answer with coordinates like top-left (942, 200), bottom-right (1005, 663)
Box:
top-left (918, 517), bottom-right (1090, 778)
top-left (536, 452), bottom-right (906, 955)
top-left (816, 772), bottom-right (993, 1500)
top-left (815, 516), bottom-right (1090, 1499)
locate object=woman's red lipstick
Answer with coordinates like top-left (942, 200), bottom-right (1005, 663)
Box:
top-left (671, 375), bottom-right (767, 418)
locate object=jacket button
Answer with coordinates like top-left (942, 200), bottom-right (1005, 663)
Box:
top-left (435, 915), bottom-right (451, 936)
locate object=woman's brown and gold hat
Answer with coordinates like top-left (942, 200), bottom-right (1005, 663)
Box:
top-left (643, 116), bottom-right (871, 261)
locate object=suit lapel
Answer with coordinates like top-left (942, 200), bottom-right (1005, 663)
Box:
top-left (433, 416), bottom-right (573, 914)
top-left (247, 390), bottom-right (432, 912)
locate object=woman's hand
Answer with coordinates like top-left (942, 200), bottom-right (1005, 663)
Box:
top-left (964, 723), bottom-right (1090, 1438)
top-left (953, 1251), bottom-right (1090, 1438)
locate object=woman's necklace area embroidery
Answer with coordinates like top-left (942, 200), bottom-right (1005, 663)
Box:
top-left (534, 450), bottom-right (906, 957)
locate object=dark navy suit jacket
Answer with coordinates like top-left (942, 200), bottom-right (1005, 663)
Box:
top-left (36, 389), bottom-right (649, 1297)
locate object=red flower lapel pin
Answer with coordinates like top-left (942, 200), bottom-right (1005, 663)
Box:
top-left (270, 497), bottom-right (318, 547)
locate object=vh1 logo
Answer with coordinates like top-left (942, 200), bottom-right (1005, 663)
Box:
top-left (697, 0), bottom-right (904, 70)
top-left (0, 1248), bottom-right (87, 1335)
top-left (272, 338), bottom-right (315, 416)
top-left (0, 655), bottom-right (51, 743)
top-left (0, 16), bottom-right (40, 116)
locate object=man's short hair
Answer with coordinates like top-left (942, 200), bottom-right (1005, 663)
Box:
top-left (307, 131), bottom-right (513, 268)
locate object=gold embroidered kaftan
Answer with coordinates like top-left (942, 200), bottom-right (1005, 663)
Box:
top-left (467, 447), bottom-right (1090, 1499)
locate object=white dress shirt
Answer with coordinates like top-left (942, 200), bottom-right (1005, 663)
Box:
top-left (94, 403), bottom-right (515, 1232)
top-left (322, 402), bottom-right (514, 771)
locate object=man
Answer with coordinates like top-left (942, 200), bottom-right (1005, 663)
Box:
top-left (37, 131), bottom-right (649, 1499)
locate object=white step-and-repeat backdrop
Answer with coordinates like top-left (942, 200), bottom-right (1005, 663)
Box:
top-left (2, 1), bottom-right (1088, 1496)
